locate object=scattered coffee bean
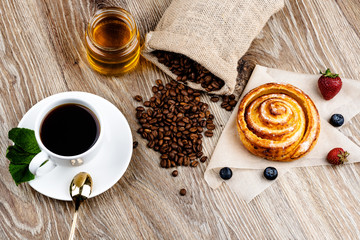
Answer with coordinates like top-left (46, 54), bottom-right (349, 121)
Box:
top-left (134, 95), bottom-right (143, 102)
top-left (200, 156), bottom-right (208, 163)
top-left (133, 141), bottom-right (138, 149)
top-left (210, 96), bottom-right (220, 102)
top-left (136, 106), bottom-right (145, 112)
top-left (152, 86), bottom-right (159, 93)
top-left (219, 167), bottom-right (232, 180)
top-left (144, 101), bottom-right (150, 107)
top-left (154, 51), bottom-right (225, 92)
top-left (172, 170), bottom-right (178, 177)
top-left (180, 188), bottom-right (187, 196)
top-left (206, 123), bottom-right (215, 130)
top-left (204, 130), bottom-right (213, 137)
top-left (190, 161), bottom-right (199, 167)
top-left (160, 159), bottom-right (167, 168)
top-left (155, 79), bottom-right (163, 86)
top-left (135, 79), bottom-right (216, 169)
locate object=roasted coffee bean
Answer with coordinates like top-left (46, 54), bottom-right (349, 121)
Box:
top-left (205, 130), bottom-right (213, 137)
top-left (221, 102), bottom-right (228, 108)
top-left (133, 141), bottom-right (138, 149)
top-left (172, 170), bottom-right (178, 177)
top-left (160, 159), bottom-right (167, 168)
top-left (229, 100), bottom-right (237, 107)
top-left (189, 153), bottom-right (196, 160)
top-left (206, 124), bottom-right (215, 130)
top-left (180, 188), bottom-right (187, 196)
top-left (136, 112), bottom-right (142, 119)
top-left (200, 156), bottom-right (208, 163)
top-left (178, 157), bottom-right (184, 165)
top-left (190, 161), bottom-right (199, 167)
top-left (152, 86), bottom-right (159, 93)
top-left (154, 51), bottom-right (225, 92)
top-left (189, 127), bottom-right (197, 132)
top-left (210, 96), bottom-right (220, 102)
top-left (134, 95), bottom-right (143, 102)
top-left (136, 106), bottom-right (145, 112)
top-left (155, 79), bottom-right (163, 86)
top-left (147, 141), bottom-right (155, 148)
top-left (184, 157), bottom-right (190, 166)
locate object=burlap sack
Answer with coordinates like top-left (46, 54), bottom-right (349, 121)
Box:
top-left (142, 0), bottom-right (284, 95)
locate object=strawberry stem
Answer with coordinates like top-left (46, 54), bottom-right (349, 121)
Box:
top-left (337, 150), bottom-right (349, 164)
top-left (320, 68), bottom-right (339, 78)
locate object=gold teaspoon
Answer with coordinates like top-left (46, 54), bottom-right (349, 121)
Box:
top-left (68, 172), bottom-right (93, 240)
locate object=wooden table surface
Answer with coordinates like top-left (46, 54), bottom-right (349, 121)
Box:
top-left (1, 0), bottom-right (360, 239)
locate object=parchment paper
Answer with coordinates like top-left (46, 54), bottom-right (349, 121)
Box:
top-left (204, 65), bottom-right (360, 202)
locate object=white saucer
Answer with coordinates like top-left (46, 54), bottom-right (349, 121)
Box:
top-left (18, 92), bottom-right (133, 201)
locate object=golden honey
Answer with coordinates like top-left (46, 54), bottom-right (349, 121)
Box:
top-left (85, 7), bottom-right (140, 75)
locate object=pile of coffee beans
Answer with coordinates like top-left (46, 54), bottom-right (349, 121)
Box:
top-left (210, 94), bottom-right (237, 111)
top-left (135, 79), bottom-right (215, 168)
top-left (154, 51), bottom-right (225, 92)
top-left (220, 94), bottom-right (237, 111)
top-left (154, 50), bottom-right (238, 111)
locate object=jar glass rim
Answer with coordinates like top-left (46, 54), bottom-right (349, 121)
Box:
top-left (86, 7), bottom-right (138, 52)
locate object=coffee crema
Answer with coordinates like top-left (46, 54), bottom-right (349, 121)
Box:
top-left (40, 103), bottom-right (100, 156)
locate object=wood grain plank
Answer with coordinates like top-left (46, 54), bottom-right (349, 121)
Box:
top-left (1, 0), bottom-right (360, 239)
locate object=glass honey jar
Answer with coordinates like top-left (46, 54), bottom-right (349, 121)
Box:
top-left (85, 7), bottom-right (140, 75)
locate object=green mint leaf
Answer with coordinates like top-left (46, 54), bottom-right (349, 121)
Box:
top-left (9, 163), bottom-right (35, 186)
top-left (6, 145), bottom-right (37, 164)
top-left (7, 127), bottom-right (40, 185)
top-left (8, 128), bottom-right (40, 154)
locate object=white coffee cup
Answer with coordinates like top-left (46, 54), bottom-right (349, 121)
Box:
top-left (29, 96), bottom-right (103, 176)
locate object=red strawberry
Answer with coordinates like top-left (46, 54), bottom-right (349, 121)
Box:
top-left (318, 68), bottom-right (342, 100)
top-left (326, 148), bottom-right (349, 165)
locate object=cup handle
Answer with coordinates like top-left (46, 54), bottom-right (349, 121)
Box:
top-left (29, 151), bottom-right (57, 176)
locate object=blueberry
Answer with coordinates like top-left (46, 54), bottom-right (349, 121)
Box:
top-left (264, 167), bottom-right (278, 180)
top-left (330, 114), bottom-right (344, 127)
top-left (219, 167), bottom-right (232, 180)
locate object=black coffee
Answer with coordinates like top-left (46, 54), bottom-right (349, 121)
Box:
top-left (40, 103), bottom-right (100, 156)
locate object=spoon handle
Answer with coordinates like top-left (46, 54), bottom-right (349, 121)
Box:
top-left (68, 210), bottom-right (78, 240)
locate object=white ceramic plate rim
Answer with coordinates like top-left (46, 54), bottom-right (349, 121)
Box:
top-left (18, 91), bottom-right (132, 201)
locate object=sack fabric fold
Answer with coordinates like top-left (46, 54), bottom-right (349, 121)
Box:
top-left (142, 0), bottom-right (284, 95)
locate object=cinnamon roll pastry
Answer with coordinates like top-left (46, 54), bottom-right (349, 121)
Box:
top-left (236, 83), bottom-right (320, 161)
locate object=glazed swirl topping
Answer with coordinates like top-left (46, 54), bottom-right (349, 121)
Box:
top-left (237, 83), bottom-right (320, 161)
